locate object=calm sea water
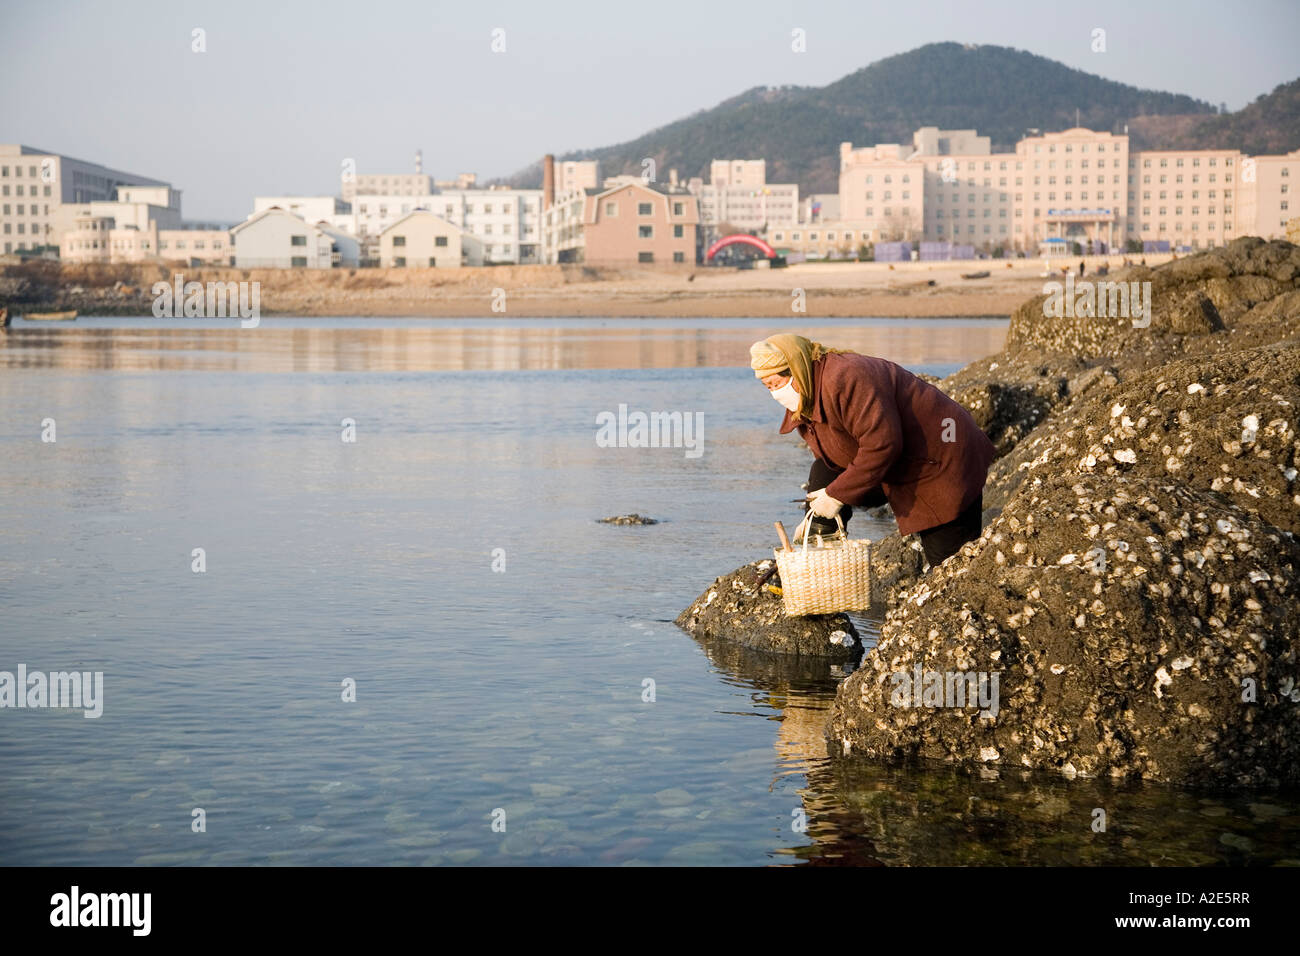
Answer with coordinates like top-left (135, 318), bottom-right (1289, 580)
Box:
top-left (2, 317), bottom-right (1298, 866)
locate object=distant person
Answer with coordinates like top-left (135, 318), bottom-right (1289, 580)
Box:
top-left (749, 334), bottom-right (995, 568)
top-left (1079, 260), bottom-right (1086, 277)
top-left (1140, 257), bottom-right (1147, 266)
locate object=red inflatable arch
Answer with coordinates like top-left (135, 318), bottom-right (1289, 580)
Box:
top-left (705, 234), bottom-right (777, 261)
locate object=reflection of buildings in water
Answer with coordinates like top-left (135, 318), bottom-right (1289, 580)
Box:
top-left (0, 321), bottom-right (1007, 373)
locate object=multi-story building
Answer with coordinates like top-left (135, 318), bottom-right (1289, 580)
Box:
top-left (768, 221), bottom-right (875, 259)
top-left (156, 227), bottom-right (234, 266)
top-left (253, 196), bottom-right (354, 232)
top-left (555, 160), bottom-right (600, 194)
top-left (351, 188), bottom-right (542, 264)
top-left (341, 172), bottom-right (432, 204)
top-left (831, 126), bottom-right (1300, 255)
top-left (838, 141), bottom-right (926, 242)
top-left (59, 185), bottom-right (186, 263)
top-left (543, 180), bottom-right (698, 266)
top-left (1, 144), bottom-right (170, 255)
top-left (709, 159), bottom-right (767, 188)
top-left (686, 158), bottom-right (798, 241)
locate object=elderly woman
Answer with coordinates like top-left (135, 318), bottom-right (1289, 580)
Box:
top-left (750, 333), bottom-right (995, 568)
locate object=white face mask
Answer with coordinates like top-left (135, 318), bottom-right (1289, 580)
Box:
top-left (770, 379), bottom-right (801, 413)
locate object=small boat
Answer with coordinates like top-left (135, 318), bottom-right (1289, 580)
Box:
top-left (24, 310), bottom-right (78, 321)
top-left (961, 270), bottom-right (990, 280)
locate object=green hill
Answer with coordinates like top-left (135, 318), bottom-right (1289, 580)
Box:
top-left (507, 42), bottom-right (1290, 195)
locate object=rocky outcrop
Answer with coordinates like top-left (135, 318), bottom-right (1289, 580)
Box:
top-left (932, 238), bottom-right (1300, 464)
top-left (676, 560), bottom-right (861, 661)
top-left (829, 238), bottom-right (1300, 788)
top-left (984, 342), bottom-right (1300, 519)
top-left (830, 471), bottom-right (1300, 787)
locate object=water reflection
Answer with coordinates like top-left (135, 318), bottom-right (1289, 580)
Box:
top-left (0, 317), bottom-right (1008, 372)
top-left (694, 626), bottom-right (1300, 865)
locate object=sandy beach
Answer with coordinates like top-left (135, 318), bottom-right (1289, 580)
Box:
top-left (1, 254), bottom-right (1174, 319)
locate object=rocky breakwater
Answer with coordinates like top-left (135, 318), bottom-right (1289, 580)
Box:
top-left (830, 238), bottom-right (1300, 787)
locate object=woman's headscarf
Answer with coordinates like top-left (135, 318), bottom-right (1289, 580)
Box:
top-left (749, 333), bottom-right (853, 419)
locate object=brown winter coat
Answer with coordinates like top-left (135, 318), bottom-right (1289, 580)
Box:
top-left (779, 352), bottom-right (995, 536)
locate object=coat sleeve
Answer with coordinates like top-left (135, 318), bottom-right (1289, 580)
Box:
top-left (823, 365), bottom-right (904, 504)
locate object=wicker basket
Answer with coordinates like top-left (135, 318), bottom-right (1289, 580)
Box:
top-left (774, 514), bottom-right (872, 616)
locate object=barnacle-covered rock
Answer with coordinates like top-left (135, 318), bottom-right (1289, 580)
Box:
top-left (829, 472), bottom-right (1300, 788)
top-left (675, 560), bottom-right (860, 661)
top-left (928, 239), bottom-right (1300, 466)
top-left (983, 342), bottom-right (1300, 533)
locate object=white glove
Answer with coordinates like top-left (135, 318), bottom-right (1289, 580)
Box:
top-left (806, 488), bottom-right (843, 519)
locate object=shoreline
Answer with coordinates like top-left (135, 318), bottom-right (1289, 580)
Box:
top-left (1, 254), bottom-right (1173, 320)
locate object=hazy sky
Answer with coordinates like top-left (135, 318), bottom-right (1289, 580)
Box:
top-left (2, 0), bottom-right (1297, 221)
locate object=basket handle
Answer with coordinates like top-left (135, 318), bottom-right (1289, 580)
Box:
top-left (797, 512), bottom-right (845, 553)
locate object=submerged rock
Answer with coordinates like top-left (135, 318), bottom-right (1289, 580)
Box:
top-left (675, 559), bottom-right (860, 661)
top-left (598, 514), bottom-right (658, 525)
top-left (830, 471), bottom-right (1300, 788)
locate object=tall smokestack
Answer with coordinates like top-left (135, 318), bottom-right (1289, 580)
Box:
top-left (414, 149), bottom-right (423, 174)
top-left (543, 154), bottom-right (555, 210)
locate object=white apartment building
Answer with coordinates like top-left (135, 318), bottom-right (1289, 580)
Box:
top-left (540, 187), bottom-right (591, 264)
top-left (231, 208), bottom-right (359, 268)
top-left (253, 195), bottom-right (354, 233)
top-left (352, 188), bottom-right (542, 264)
top-left (59, 185), bottom-right (202, 264)
top-left (1, 144), bottom-right (170, 255)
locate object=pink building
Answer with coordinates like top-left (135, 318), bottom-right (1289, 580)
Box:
top-left (578, 181), bottom-right (699, 265)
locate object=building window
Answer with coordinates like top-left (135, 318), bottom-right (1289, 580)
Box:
top-left (394, 256), bottom-right (406, 266)
top-left (638, 202), bottom-right (652, 215)
top-left (291, 235), bottom-right (306, 246)
top-left (435, 236), bottom-right (448, 247)
top-left (638, 225), bottom-right (653, 239)
top-left (605, 202), bottom-right (618, 216)
top-left (291, 256), bottom-right (307, 267)
top-left (673, 224), bottom-right (683, 238)
top-left (673, 251), bottom-right (685, 263)
top-left (673, 202), bottom-right (684, 215)
top-left (392, 236), bottom-right (406, 247)
top-left (638, 252), bottom-right (654, 263)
